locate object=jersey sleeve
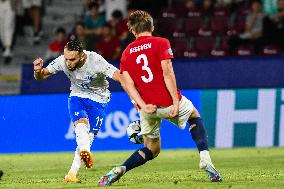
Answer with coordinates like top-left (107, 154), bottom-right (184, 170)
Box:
top-left (97, 54), bottom-right (118, 78)
top-left (158, 38), bottom-right (174, 62)
top-left (46, 55), bottom-right (64, 74)
top-left (120, 50), bottom-right (128, 74)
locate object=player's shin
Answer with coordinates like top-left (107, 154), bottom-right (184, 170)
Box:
top-left (189, 117), bottom-right (209, 151)
top-left (69, 147), bottom-right (82, 174)
top-left (188, 117), bottom-right (211, 161)
top-left (121, 147), bottom-right (154, 173)
top-left (74, 123), bottom-right (91, 151)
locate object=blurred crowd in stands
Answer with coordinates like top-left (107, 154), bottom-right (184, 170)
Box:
top-left (161, 0), bottom-right (284, 58)
top-left (44, 0), bottom-right (169, 62)
top-left (0, 0), bottom-right (43, 64)
top-left (1, 0), bottom-right (284, 65)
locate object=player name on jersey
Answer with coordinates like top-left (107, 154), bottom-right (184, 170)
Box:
top-left (130, 43), bottom-right (152, 54)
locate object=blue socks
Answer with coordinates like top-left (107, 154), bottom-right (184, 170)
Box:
top-left (188, 117), bottom-right (209, 152)
top-left (122, 147), bottom-right (153, 172)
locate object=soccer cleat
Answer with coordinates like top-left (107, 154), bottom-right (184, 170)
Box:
top-left (80, 150), bottom-right (94, 169)
top-left (199, 159), bottom-right (222, 182)
top-left (98, 166), bottom-right (125, 187)
top-left (64, 172), bottom-right (81, 183)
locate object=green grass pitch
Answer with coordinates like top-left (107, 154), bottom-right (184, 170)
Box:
top-left (0, 148), bottom-right (284, 189)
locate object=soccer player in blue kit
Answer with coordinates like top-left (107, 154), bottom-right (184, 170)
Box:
top-left (33, 40), bottom-right (122, 182)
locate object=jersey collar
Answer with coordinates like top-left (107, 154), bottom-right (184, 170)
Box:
top-left (136, 36), bottom-right (151, 41)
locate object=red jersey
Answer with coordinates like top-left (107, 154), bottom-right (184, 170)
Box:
top-left (120, 36), bottom-right (182, 107)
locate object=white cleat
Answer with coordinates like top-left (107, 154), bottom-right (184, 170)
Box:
top-left (98, 166), bottom-right (126, 187)
top-left (199, 159), bottom-right (222, 182)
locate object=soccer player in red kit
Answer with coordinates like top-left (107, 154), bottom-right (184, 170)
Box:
top-left (98, 10), bottom-right (222, 187)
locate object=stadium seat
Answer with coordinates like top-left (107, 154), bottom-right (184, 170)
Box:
top-left (261, 45), bottom-right (281, 55)
top-left (172, 30), bottom-right (187, 38)
top-left (194, 36), bottom-right (216, 56)
top-left (172, 2), bottom-right (188, 17)
top-left (172, 38), bottom-right (189, 58)
top-left (160, 8), bottom-right (177, 18)
top-left (184, 17), bottom-right (204, 36)
top-left (210, 17), bottom-right (229, 35)
top-left (198, 26), bottom-right (213, 37)
top-left (186, 9), bottom-right (203, 17)
top-left (157, 17), bottom-right (181, 36)
top-left (236, 45), bottom-right (254, 56)
top-left (213, 7), bottom-right (229, 17)
top-left (211, 48), bottom-right (228, 57)
top-left (183, 48), bottom-right (198, 58)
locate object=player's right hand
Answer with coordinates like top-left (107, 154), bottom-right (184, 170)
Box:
top-left (142, 104), bottom-right (157, 114)
top-left (33, 58), bottom-right (43, 72)
top-left (168, 103), bottom-right (179, 118)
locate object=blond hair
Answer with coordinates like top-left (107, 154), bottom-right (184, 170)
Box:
top-left (127, 10), bottom-right (154, 34)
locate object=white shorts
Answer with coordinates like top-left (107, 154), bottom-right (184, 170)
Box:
top-left (22, 0), bottom-right (42, 8)
top-left (139, 96), bottom-right (194, 138)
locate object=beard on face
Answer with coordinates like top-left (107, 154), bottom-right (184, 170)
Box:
top-left (68, 66), bottom-right (76, 71)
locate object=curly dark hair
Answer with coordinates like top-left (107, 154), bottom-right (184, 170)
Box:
top-left (64, 40), bottom-right (83, 52)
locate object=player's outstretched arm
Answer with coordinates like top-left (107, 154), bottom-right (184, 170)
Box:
top-left (161, 59), bottom-right (179, 118)
top-left (121, 71), bottom-right (156, 114)
top-left (33, 58), bottom-right (52, 80)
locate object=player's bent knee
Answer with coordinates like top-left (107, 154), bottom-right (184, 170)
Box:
top-left (189, 107), bottom-right (200, 120)
top-left (74, 118), bottom-right (88, 127)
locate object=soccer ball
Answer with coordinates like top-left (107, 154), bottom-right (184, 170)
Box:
top-left (127, 120), bottom-right (144, 144)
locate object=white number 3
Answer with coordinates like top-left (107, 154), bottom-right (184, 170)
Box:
top-left (136, 54), bottom-right (153, 83)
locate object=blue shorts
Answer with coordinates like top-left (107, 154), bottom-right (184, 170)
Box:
top-left (68, 96), bottom-right (108, 135)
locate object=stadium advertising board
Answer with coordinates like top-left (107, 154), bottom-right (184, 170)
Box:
top-left (202, 88), bottom-right (284, 148)
top-left (0, 88), bottom-right (283, 153)
top-left (0, 90), bottom-right (198, 153)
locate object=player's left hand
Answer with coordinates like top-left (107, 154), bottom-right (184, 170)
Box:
top-left (168, 104), bottom-right (179, 118)
top-left (142, 104), bottom-right (157, 114)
